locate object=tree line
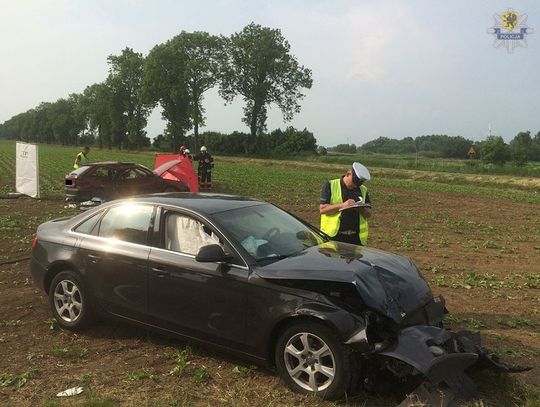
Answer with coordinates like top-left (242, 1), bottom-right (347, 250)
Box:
top-left (168, 127), bottom-right (317, 156)
top-left (0, 23), bottom-right (313, 152)
top-left (329, 132), bottom-right (540, 166)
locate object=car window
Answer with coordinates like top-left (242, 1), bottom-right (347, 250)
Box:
top-left (73, 210), bottom-right (104, 235)
top-left (92, 167), bottom-right (112, 178)
top-left (135, 166), bottom-right (154, 176)
top-left (165, 213), bottom-right (224, 255)
top-left (122, 167), bottom-right (151, 179)
top-left (98, 204), bottom-right (154, 245)
top-left (213, 204), bottom-right (327, 262)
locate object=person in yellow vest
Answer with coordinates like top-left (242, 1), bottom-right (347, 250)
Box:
top-left (319, 162), bottom-right (372, 245)
top-left (73, 146), bottom-right (90, 169)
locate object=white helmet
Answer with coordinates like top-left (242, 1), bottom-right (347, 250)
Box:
top-left (352, 162), bottom-right (371, 182)
top-left (184, 149), bottom-right (190, 154)
top-left (200, 146), bottom-right (207, 151)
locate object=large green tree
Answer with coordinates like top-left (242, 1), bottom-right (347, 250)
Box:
top-left (46, 97), bottom-right (85, 145)
top-left (509, 131), bottom-right (532, 166)
top-left (531, 131), bottom-right (540, 161)
top-left (106, 47), bottom-right (152, 149)
top-left (220, 23), bottom-right (313, 137)
top-left (80, 83), bottom-right (114, 148)
top-left (144, 31), bottom-right (225, 150)
top-left (181, 31), bottom-right (225, 147)
top-left (480, 135), bottom-right (510, 165)
top-left (144, 40), bottom-right (191, 150)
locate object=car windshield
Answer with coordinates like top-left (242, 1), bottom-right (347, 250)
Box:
top-left (213, 203), bottom-right (327, 263)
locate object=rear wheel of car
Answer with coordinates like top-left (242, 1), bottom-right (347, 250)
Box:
top-left (49, 271), bottom-right (93, 330)
top-left (275, 322), bottom-right (352, 400)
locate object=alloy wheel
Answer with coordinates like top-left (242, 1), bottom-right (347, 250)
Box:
top-left (283, 331), bottom-right (336, 392)
top-left (53, 279), bottom-right (83, 323)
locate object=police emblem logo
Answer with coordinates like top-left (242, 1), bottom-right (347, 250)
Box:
top-left (487, 8), bottom-right (534, 53)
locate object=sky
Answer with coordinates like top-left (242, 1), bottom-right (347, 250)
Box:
top-left (1, 0), bottom-right (539, 147)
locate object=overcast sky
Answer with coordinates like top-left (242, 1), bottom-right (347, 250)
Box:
top-left (1, 0), bottom-right (538, 146)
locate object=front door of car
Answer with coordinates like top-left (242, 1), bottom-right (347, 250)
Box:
top-left (147, 211), bottom-right (248, 347)
top-left (77, 204), bottom-right (154, 321)
top-left (116, 167), bottom-right (160, 197)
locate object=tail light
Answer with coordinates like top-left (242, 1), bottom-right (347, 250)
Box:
top-left (65, 178), bottom-right (76, 187)
top-left (31, 236), bottom-right (38, 249)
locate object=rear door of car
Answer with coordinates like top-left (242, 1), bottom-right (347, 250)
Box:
top-left (76, 203), bottom-right (155, 321)
top-left (147, 208), bottom-right (249, 348)
top-left (84, 165), bottom-right (116, 199)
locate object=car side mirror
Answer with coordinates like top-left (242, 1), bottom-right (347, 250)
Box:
top-left (196, 244), bottom-right (233, 263)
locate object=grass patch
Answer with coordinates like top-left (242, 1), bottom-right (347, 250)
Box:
top-left (51, 345), bottom-right (88, 359)
top-left (192, 366), bottom-right (211, 381)
top-left (0, 215), bottom-right (24, 230)
top-left (232, 365), bottom-right (257, 378)
top-left (169, 346), bottom-right (192, 376)
top-left (125, 369), bottom-right (157, 382)
top-left (0, 319), bottom-right (22, 327)
top-left (0, 369), bottom-right (39, 388)
top-left (497, 317), bottom-right (537, 329)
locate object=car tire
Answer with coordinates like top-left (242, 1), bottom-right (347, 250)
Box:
top-left (275, 321), bottom-right (352, 400)
top-left (49, 271), bottom-right (94, 330)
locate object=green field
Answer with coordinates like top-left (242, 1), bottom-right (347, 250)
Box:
top-left (317, 151), bottom-right (540, 178)
top-left (0, 140), bottom-right (539, 206)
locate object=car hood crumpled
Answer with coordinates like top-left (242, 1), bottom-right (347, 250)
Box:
top-left (254, 241), bottom-right (433, 324)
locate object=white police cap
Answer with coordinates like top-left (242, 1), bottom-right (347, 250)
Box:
top-left (352, 162), bottom-right (371, 182)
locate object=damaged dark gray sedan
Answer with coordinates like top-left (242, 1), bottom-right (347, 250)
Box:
top-left (30, 193), bottom-right (524, 404)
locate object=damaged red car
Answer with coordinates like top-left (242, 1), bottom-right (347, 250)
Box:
top-left (30, 194), bottom-right (527, 404)
top-left (64, 162), bottom-right (189, 201)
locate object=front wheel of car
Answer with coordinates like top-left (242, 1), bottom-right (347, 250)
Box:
top-left (275, 322), bottom-right (352, 400)
top-left (49, 271), bottom-right (94, 330)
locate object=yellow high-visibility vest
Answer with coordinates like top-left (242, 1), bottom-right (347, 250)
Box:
top-left (73, 152), bottom-right (88, 169)
top-left (320, 178), bottom-right (369, 245)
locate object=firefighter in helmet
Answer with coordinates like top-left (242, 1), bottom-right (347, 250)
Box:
top-left (194, 146), bottom-right (214, 189)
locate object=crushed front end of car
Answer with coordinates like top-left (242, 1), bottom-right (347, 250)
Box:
top-left (335, 246), bottom-right (530, 405)
top-left (357, 310), bottom-right (528, 406)
top-left (257, 242), bottom-right (529, 405)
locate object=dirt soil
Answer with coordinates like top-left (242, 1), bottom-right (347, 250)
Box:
top-left (0, 187), bottom-right (538, 406)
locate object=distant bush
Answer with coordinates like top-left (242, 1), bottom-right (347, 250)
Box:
top-left (182, 127), bottom-right (317, 156)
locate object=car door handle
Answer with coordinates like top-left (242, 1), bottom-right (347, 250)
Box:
top-left (87, 254), bottom-right (101, 263)
top-left (151, 267), bottom-right (171, 278)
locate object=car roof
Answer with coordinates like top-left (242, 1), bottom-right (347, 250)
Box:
top-left (84, 161), bottom-right (138, 167)
top-left (107, 192), bottom-right (265, 215)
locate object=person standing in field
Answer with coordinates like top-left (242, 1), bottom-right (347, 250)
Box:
top-left (319, 162), bottom-right (372, 246)
top-left (194, 146), bottom-right (214, 189)
top-left (73, 146), bottom-right (90, 169)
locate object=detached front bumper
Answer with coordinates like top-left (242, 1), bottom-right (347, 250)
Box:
top-left (379, 325), bottom-right (529, 406)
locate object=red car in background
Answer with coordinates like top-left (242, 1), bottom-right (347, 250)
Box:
top-left (65, 162), bottom-right (188, 202)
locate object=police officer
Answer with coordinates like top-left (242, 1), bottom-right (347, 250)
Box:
top-left (319, 162), bottom-right (372, 245)
top-left (74, 146), bottom-right (90, 169)
top-left (195, 146), bottom-right (214, 189)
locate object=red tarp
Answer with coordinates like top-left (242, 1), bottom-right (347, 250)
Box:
top-left (153, 154), bottom-right (199, 192)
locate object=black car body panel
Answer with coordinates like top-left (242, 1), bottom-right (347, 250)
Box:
top-left (255, 243), bottom-right (433, 324)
